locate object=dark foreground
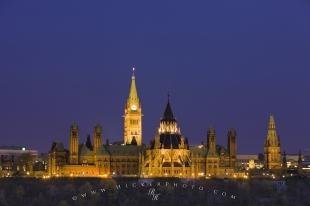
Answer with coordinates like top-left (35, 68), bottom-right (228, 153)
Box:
top-left (0, 177), bottom-right (309, 206)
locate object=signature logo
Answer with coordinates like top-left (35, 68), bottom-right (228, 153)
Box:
top-left (148, 188), bottom-right (160, 200)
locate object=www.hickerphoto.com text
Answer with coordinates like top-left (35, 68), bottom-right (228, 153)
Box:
top-left (71, 181), bottom-right (237, 201)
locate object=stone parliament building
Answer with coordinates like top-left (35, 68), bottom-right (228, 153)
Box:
top-left (48, 70), bottom-right (281, 178)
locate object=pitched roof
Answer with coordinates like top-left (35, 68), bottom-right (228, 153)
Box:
top-left (50, 142), bottom-right (65, 152)
top-left (80, 144), bottom-right (94, 156)
top-left (107, 145), bottom-right (143, 156)
top-left (161, 101), bottom-right (175, 122)
top-left (150, 133), bottom-right (189, 149)
top-left (190, 146), bottom-right (208, 157)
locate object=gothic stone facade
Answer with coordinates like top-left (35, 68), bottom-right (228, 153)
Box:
top-left (48, 71), bottom-right (237, 178)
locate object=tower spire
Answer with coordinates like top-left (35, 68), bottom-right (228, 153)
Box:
top-left (266, 114), bottom-right (278, 145)
top-left (128, 67), bottom-right (139, 105)
top-left (264, 114), bottom-right (281, 169)
top-left (162, 94), bottom-right (175, 122)
top-left (268, 114), bottom-right (276, 130)
top-left (124, 68), bottom-right (142, 146)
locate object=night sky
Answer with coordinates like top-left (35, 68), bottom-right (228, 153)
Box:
top-left (1, 0), bottom-right (310, 154)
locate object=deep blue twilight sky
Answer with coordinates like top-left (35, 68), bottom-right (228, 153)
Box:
top-left (0, 0), bottom-right (310, 154)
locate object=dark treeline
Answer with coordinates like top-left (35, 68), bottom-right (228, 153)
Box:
top-left (0, 177), bottom-right (309, 206)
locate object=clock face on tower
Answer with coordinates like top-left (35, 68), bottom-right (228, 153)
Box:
top-left (131, 105), bottom-right (137, 111)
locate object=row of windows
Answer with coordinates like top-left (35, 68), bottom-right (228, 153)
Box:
top-left (98, 163), bottom-right (109, 167)
top-left (130, 120), bottom-right (139, 125)
top-left (162, 170), bottom-right (188, 174)
top-left (111, 163), bottom-right (138, 168)
top-left (113, 170), bottom-right (137, 175)
top-left (80, 161), bottom-right (138, 167)
top-left (80, 158), bottom-right (138, 162)
top-left (111, 158), bottom-right (138, 162)
top-left (130, 131), bottom-right (139, 135)
top-left (192, 160), bottom-right (219, 164)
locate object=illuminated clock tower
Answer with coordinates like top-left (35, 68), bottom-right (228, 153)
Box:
top-left (123, 68), bottom-right (142, 145)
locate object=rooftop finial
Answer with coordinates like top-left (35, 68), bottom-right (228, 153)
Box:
top-left (132, 67), bottom-right (135, 79)
top-left (168, 92), bottom-right (170, 103)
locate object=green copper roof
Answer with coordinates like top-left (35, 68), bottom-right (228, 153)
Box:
top-left (80, 144), bottom-right (94, 156)
top-left (107, 145), bottom-right (142, 156)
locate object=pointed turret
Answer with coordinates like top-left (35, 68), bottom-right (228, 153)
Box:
top-left (227, 128), bottom-right (237, 168)
top-left (206, 127), bottom-right (219, 176)
top-left (93, 124), bottom-right (102, 153)
top-left (207, 127), bottom-right (217, 156)
top-left (85, 134), bottom-right (93, 150)
top-left (162, 99), bottom-right (175, 122)
top-left (69, 122), bottom-right (79, 164)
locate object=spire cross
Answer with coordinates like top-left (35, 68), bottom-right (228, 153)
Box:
top-left (168, 92), bottom-right (170, 102)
